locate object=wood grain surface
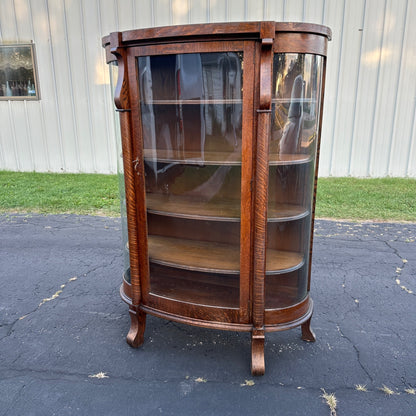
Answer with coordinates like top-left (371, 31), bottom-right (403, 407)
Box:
top-left (146, 193), bottom-right (308, 222)
top-left (148, 235), bottom-right (303, 275)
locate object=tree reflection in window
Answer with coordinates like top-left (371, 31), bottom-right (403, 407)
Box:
top-left (0, 44), bottom-right (38, 99)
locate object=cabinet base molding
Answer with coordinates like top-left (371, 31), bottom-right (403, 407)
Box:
top-left (121, 283), bottom-right (316, 374)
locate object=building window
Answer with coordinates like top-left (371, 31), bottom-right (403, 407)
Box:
top-left (0, 43), bottom-right (40, 100)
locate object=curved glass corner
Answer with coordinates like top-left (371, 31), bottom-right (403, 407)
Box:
top-left (266, 53), bottom-right (324, 309)
top-left (109, 61), bottom-right (131, 284)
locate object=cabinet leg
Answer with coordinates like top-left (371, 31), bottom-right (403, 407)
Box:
top-left (126, 307), bottom-right (146, 348)
top-left (251, 329), bottom-right (265, 376)
top-left (301, 316), bottom-right (316, 342)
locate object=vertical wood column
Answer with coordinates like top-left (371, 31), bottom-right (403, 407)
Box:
top-left (110, 33), bottom-right (146, 347)
top-left (239, 41), bottom-right (256, 324)
top-left (251, 22), bottom-right (275, 376)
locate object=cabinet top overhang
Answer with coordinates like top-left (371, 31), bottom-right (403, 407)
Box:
top-left (102, 21), bottom-right (331, 63)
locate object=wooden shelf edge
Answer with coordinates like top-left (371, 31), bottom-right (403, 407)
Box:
top-left (143, 149), bottom-right (312, 166)
top-left (264, 296), bottom-right (313, 329)
top-left (146, 193), bottom-right (241, 222)
top-left (147, 193), bottom-right (309, 222)
top-left (150, 257), bottom-right (240, 274)
top-left (143, 149), bottom-right (242, 166)
top-left (148, 234), bottom-right (304, 275)
top-left (272, 98), bottom-right (317, 104)
top-left (143, 98), bottom-right (243, 105)
top-left (149, 234), bottom-right (240, 274)
top-left (267, 205), bottom-right (309, 222)
top-left (265, 255), bottom-right (305, 275)
top-left (147, 208), bottom-right (239, 222)
top-left (269, 153), bottom-right (312, 165)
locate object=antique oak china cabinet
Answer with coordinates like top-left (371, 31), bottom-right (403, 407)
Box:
top-left (102, 21), bottom-right (331, 375)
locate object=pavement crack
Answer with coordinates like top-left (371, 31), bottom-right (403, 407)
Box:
top-left (384, 240), bottom-right (405, 262)
top-left (0, 306), bottom-right (44, 341)
top-left (1, 367), bottom-right (100, 382)
top-left (336, 324), bottom-right (374, 383)
top-left (384, 241), bottom-right (415, 296)
top-left (0, 383), bottom-right (26, 416)
top-left (82, 253), bottom-right (122, 278)
top-left (0, 274), bottom-right (84, 341)
top-left (163, 321), bottom-right (195, 336)
top-left (389, 328), bottom-right (404, 343)
top-left (0, 319), bottom-right (22, 342)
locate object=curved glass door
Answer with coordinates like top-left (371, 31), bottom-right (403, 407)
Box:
top-left (137, 52), bottom-right (243, 308)
top-left (266, 53), bottom-right (324, 309)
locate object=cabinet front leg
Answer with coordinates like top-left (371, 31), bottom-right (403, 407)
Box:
top-left (251, 329), bottom-right (265, 376)
top-left (126, 307), bottom-right (146, 348)
top-left (301, 316), bottom-right (316, 342)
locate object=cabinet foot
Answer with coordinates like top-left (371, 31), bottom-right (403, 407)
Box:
top-left (301, 317), bottom-right (316, 342)
top-left (251, 329), bottom-right (265, 376)
top-left (126, 307), bottom-right (146, 348)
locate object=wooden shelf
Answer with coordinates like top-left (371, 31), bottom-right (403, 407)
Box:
top-left (145, 98), bottom-right (314, 106)
top-left (147, 193), bottom-right (308, 222)
top-left (272, 98), bottom-right (316, 105)
top-left (146, 193), bottom-right (241, 221)
top-left (143, 98), bottom-right (243, 105)
top-left (148, 234), bottom-right (304, 275)
top-left (143, 149), bottom-right (242, 165)
top-left (144, 149), bottom-right (311, 166)
top-left (267, 203), bottom-right (309, 222)
top-left (269, 153), bottom-right (312, 165)
top-left (149, 265), bottom-right (240, 308)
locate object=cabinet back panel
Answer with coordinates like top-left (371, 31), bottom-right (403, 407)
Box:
top-left (147, 213), bottom-right (241, 245)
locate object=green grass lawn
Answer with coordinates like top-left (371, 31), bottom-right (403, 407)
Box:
top-left (316, 177), bottom-right (416, 222)
top-left (1, 171), bottom-right (415, 222)
top-left (0, 171), bottom-right (120, 216)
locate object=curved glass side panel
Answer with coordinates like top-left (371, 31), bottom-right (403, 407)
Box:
top-left (109, 62), bottom-right (131, 283)
top-left (271, 54), bottom-right (323, 158)
top-left (266, 53), bottom-right (323, 309)
top-left (138, 52), bottom-right (243, 308)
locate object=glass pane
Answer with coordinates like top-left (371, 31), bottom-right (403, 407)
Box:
top-left (0, 44), bottom-right (39, 99)
top-left (138, 52), bottom-right (243, 308)
top-left (109, 62), bottom-right (131, 283)
top-left (266, 53), bottom-right (323, 309)
top-left (271, 54), bottom-right (323, 157)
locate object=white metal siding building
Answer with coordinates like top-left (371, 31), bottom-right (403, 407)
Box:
top-left (0, 0), bottom-right (415, 177)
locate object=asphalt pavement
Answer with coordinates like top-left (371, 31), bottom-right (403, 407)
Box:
top-left (0, 214), bottom-right (415, 415)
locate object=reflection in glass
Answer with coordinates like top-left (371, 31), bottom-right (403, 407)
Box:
top-left (138, 52), bottom-right (243, 307)
top-left (271, 54), bottom-right (323, 157)
top-left (109, 61), bottom-right (131, 283)
top-left (266, 53), bottom-right (323, 309)
top-left (0, 44), bottom-right (38, 99)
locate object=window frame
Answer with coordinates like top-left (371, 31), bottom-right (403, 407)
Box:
top-left (0, 42), bottom-right (40, 101)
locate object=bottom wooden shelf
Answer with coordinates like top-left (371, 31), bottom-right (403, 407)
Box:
top-left (149, 264), bottom-right (240, 308)
top-left (148, 234), bottom-right (304, 275)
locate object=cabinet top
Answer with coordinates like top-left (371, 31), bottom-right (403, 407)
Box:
top-left (102, 21), bottom-right (331, 62)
